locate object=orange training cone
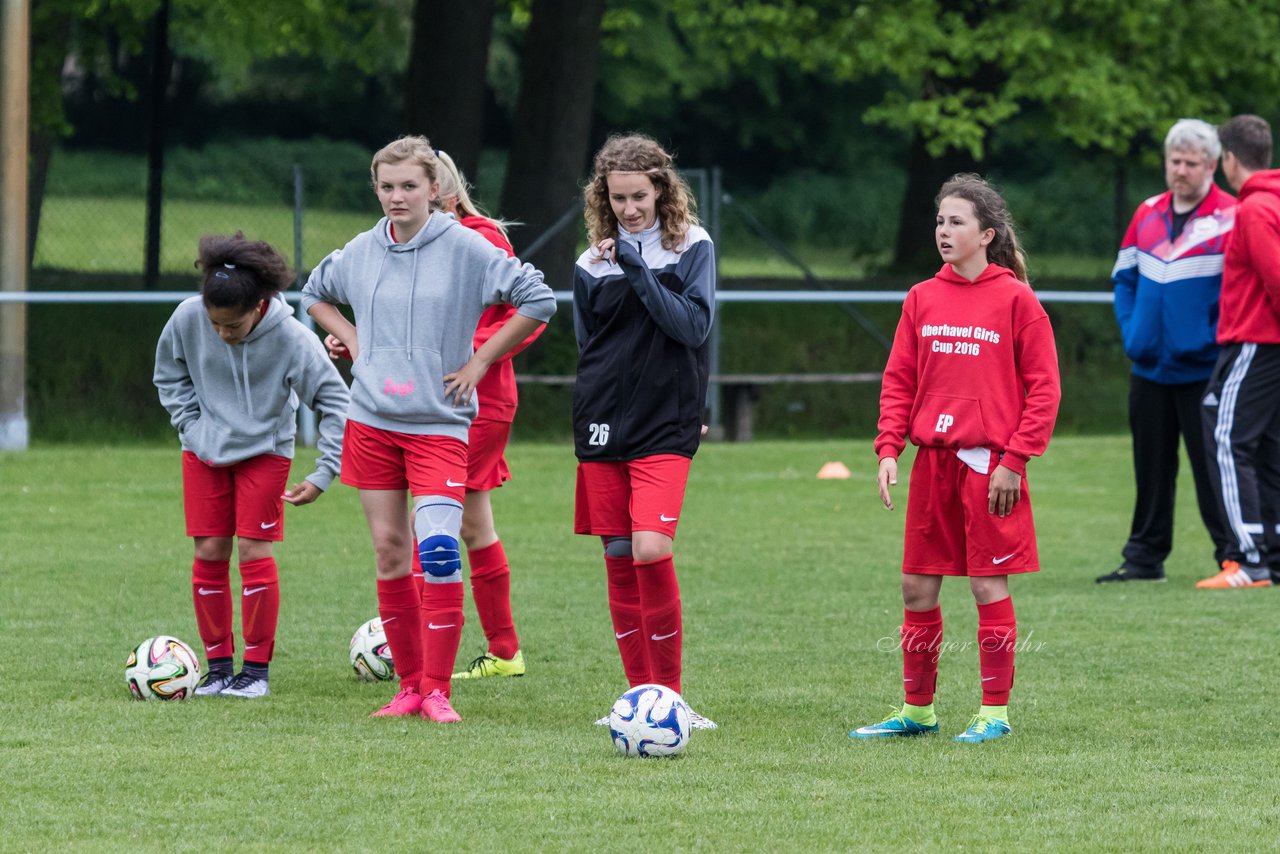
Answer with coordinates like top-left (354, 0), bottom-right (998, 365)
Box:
top-left (816, 461), bottom-right (851, 480)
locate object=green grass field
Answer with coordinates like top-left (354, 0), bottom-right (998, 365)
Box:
top-left (2, 438), bottom-right (1276, 851)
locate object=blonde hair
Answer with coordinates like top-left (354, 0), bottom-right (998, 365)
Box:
top-left (584, 133), bottom-right (699, 251)
top-left (370, 135), bottom-right (440, 188)
top-left (431, 149), bottom-right (512, 240)
top-left (936, 173), bottom-right (1029, 283)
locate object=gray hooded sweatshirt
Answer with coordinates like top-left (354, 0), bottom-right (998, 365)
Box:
top-left (300, 213), bottom-right (556, 440)
top-left (154, 295), bottom-right (350, 491)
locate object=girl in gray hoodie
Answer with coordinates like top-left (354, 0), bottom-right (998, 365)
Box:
top-left (154, 233), bottom-right (350, 699)
top-left (301, 136), bottom-right (556, 723)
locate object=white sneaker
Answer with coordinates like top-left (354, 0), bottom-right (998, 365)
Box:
top-left (194, 671), bottom-right (234, 697)
top-left (687, 707), bottom-right (718, 730)
top-left (220, 672), bottom-right (270, 698)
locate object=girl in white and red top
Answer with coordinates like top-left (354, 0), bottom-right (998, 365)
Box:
top-left (331, 150), bottom-right (545, 679)
top-left (302, 137), bottom-right (555, 723)
top-left (850, 174), bottom-right (1061, 744)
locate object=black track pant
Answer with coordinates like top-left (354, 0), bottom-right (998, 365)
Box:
top-left (1201, 343), bottom-right (1280, 573)
top-left (1122, 374), bottom-right (1232, 568)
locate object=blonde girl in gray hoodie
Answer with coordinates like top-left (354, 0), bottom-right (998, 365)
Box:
top-left (301, 136), bottom-right (556, 723)
top-left (154, 233), bottom-right (350, 699)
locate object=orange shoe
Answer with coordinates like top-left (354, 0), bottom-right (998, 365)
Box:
top-left (1196, 560), bottom-right (1273, 589)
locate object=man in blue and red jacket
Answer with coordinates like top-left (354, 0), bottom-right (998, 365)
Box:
top-left (1099, 119), bottom-right (1236, 584)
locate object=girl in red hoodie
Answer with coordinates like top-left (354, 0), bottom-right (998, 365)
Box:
top-left (433, 150), bottom-right (544, 679)
top-left (850, 174), bottom-right (1061, 744)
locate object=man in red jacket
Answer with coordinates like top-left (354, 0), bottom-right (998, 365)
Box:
top-left (1198, 114), bottom-right (1280, 588)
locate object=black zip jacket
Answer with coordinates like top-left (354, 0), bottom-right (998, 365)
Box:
top-left (572, 221), bottom-right (715, 461)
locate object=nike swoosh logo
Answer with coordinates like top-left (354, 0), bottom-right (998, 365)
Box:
top-left (243, 586), bottom-right (268, 596)
top-left (659, 514), bottom-right (678, 522)
top-left (244, 645), bottom-right (258, 651)
top-left (982, 675), bottom-right (997, 682)
top-left (259, 521), bottom-right (279, 529)
top-left (445, 479), bottom-right (465, 488)
top-left (206, 643), bottom-right (225, 652)
top-left (380, 617), bottom-right (395, 625)
top-left (651, 631), bottom-right (679, 641)
top-left (197, 588), bottom-right (222, 596)
top-left (615, 629), bottom-right (638, 639)
top-left (428, 623), bottom-right (456, 630)
top-left (992, 553), bottom-right (1016, 565)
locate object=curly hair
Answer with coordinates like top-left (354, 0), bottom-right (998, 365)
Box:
top-left (935, 173), bottom-right (1028, 284)
top-left (197, 231), bottom-right (293, 312)
top-left (584, 133), bottom-right (699, 251)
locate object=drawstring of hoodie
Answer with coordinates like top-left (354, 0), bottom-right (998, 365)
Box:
top-left (406, 247), bottom-right (419, 360)
top-left (223, 344), bottom-right (253, 418)
top-left (365, 246), bottom-right (390, 364)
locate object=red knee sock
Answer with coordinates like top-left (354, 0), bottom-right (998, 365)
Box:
top-left (977, 596), bottom-right (1017, 705)
top-left (420, 581), bottom-right (464, 697)
top-left (635, 556), bottom-right (682, 695)
top-left (377, 575), bottom-right (424, 693)
top-left (468, 540), bottom-right (519, 660)
top-left (239, 557), bottom-right (280, 664)
top-left (192, 558), bottom-right (233, 661)
top-left (605, 555), bottom-right (650, 686)
top-left (902, 606), bottom-right (943, 706)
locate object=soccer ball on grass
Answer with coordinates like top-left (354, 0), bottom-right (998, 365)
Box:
top-left (609, 683), bottom-right (691, 757)
top-left (125, 635), bottom-right (201, 701)
top-left (349, 617), bottom-right (395, 682)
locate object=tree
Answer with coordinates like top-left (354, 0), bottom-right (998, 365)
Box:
top-left (404, 0), bottom-right (496, 179)
top-left (649, 0), bottom-right (1280, 267)
top-left (26, 0), bottom-right (409, 266)
top-left (499, 0), bottom-right (606, 290)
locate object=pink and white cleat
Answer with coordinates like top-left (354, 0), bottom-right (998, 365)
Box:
top-left (370, 688), bottom-right (423, 718)
top-left (420, 689), bottom-right (462, 723)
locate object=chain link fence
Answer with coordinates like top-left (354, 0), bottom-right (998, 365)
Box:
top-left (33, 140), bottom-right (378, 283)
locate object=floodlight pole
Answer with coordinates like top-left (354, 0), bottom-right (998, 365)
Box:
top-left (0, 0), bottom-right (31, 450)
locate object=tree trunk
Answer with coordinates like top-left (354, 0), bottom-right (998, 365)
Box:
top-left (890, 132), bottom-right (978, 273)
top-left (500, 0), bottom-right (605, 291)
top-left (404, 0), bottom-right (495, 180)
top-left (143, 0), bottom-right (171, 289)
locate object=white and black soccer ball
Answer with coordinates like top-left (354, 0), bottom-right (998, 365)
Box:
top-left (125, 635), bottom-right (201, 701)
top-left (349, 617), bottom-right (395, 682)
top-left (609, 683), bottom-right (692, 757)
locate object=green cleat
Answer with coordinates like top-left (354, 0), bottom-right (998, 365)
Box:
top-left (452, 649), bottom-right (526, 680)
top-left (849, 709), bottom-right (939, 739)
top-left (953, 714), bottom-right (1011, 743)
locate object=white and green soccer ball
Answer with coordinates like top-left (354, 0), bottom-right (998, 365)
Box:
top-left (125, 635), bottom-right (201, 701)
top-left (349, 617), bottom-right (395, 682)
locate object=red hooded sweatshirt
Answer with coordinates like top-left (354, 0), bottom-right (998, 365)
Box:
top-left (875, 263), bottom-right (1061, 477)
top-left (1217, 169), bottom-right (1280, 345)
top-left (460, 214), bottom-right (546, 421)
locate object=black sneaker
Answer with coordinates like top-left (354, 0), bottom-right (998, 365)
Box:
top-left (1096, 562), bottom-right (1166, 583)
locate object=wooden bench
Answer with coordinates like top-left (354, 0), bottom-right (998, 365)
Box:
top-left (516, 372), bottom-right (882, 441)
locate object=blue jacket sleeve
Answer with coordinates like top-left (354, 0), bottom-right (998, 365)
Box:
top-left (615, 238), bottom-right (715, 347)
top-left (572, 265), bottom-right (595, 354)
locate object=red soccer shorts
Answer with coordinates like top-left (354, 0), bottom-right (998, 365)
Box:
top-left (182, 451), bottom-right (292, 541)
top-left (466, 418), bottom-right (512, 492)
top-left (575, 454), bottom-right (692, 539)
top-left (902, 447), bottom-right (1039, 576)
top-left (341, 420), bottom-right (467, 501)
